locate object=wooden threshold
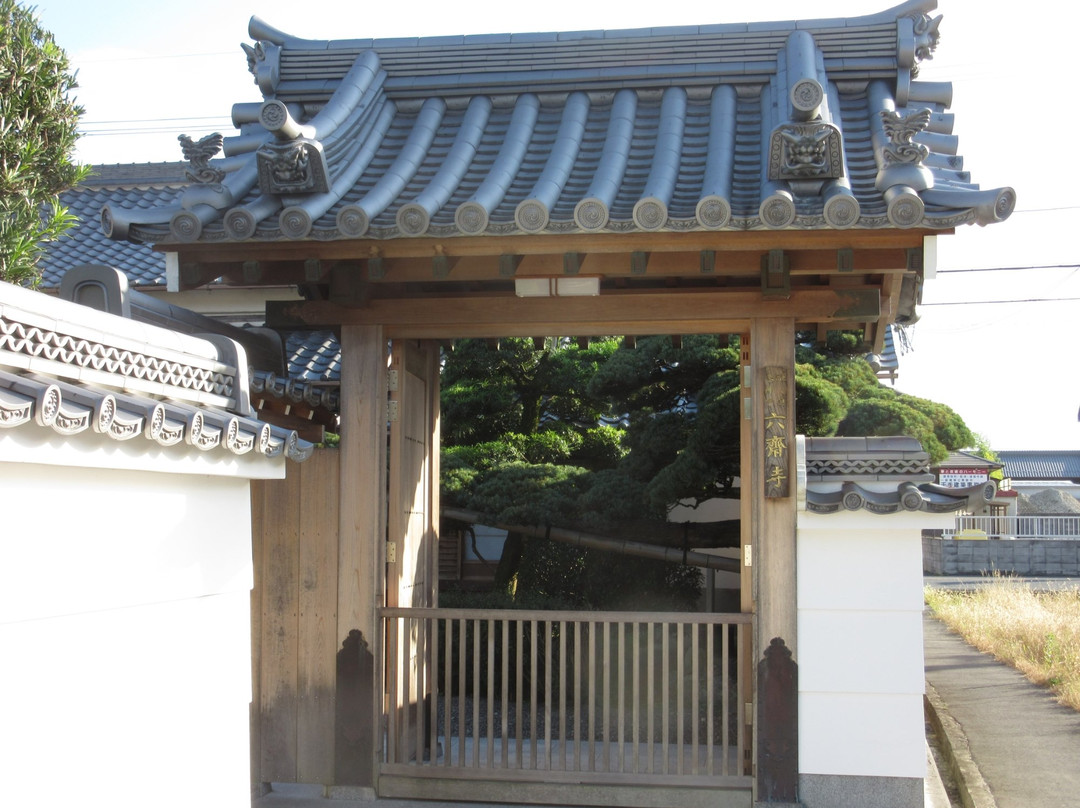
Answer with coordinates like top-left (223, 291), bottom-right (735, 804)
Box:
top-left (377, 772), bottom-right (753, 808)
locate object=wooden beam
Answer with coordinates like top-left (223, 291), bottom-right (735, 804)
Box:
top-left (267, 286), bottom-right (879, 338)
top-left (175, 248), bottom-right (913, 289)
top-left (164, 228), bottom-right (936, 263)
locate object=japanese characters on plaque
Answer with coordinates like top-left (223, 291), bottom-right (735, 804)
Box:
top-left (939, 468), bottom-right (989, 489)
top-left (764, 366), bottom-right (790, 498)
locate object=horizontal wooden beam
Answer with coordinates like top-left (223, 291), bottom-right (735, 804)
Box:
top-left (164, 228), bottom-right (936, 263)
top-left (182, 250), bottom-right (913, 292)
top-left (267, 286), bottom-right (879, 339)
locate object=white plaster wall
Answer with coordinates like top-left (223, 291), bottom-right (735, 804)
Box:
top-left (797, 510), bottom-right (953, 780)
top-left (0, 460), bottom-right (255, 808)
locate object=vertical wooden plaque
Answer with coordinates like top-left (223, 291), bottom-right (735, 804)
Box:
top-left (763, 366), bottom-right (790, 498)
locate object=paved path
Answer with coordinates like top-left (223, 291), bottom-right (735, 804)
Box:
top-left (923, 612), bottom-right (1080, 808)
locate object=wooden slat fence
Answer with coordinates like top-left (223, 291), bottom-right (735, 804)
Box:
top-left (381, 607), bottom-right (752, 804)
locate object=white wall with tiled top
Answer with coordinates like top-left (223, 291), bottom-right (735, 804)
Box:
top-left (796, 510), bottom-right (951, 780)
top-left (0, 459), bottom-right (256, 808)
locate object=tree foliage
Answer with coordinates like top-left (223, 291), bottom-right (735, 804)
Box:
top-left (0, 0), bottom-right (88, 286)
top-left (441, 331), bottom-right (977, 607)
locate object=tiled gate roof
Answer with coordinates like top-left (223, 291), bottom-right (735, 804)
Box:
top-left (101, 0), bottom-right (1014, 245)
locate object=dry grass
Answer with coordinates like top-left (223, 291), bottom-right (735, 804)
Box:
top-left (925, 579), bottom-right (1080, 711)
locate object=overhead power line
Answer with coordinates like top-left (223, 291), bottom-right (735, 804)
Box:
top-left (937, 264), bottom-right (1079, 274)
top-left (922, 297), bottom-right (1080, 306)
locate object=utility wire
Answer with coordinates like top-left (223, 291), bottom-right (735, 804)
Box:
top-left (937, 264), bottom-right (1079, 274)
top-left (923, 297), bottom-right (1080, 306)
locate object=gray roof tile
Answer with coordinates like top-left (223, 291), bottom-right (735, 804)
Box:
top-left (41, 164), bottom-right (188, 288)
top-left (102, 2), bottom-right (1014, 246)
top-left (999, 452), bottom-right (1080, 482)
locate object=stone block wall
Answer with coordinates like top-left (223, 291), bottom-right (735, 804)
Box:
top-left (923, 536), bottom-right (1080, 575)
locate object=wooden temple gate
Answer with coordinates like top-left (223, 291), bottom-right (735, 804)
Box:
top-left (249, 298), bottom-right (820, 806)
top-left (124, 8), bottom-right (1010, 804)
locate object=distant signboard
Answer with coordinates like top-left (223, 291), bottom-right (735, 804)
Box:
top-left (940, 468), bottom-right (989, 488)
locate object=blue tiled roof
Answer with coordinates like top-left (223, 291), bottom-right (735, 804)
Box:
top-left (101, 0), bottom-right (1014, 245)
top-left (286, 330), bottom-right (341, 381)
top-left (999, 452), bottom-right (1080, 482)
top-left (41, 164), bottom-right (187, 288)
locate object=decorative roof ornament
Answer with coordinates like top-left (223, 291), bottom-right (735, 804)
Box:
top-left (768, 123), bottom-right (844, 181)
top-left (879, 109), bottom-right (932, 166)
top-left (257, 139), bottom-right (331, 197)
top-left (912, 13), bottom-right (943, 62)
top-left (242, 40), bottom-right (281, 94)
top-left (254, 100), bottom-right (331, 202)
top-left (178, 133), bottom-right (226, 185)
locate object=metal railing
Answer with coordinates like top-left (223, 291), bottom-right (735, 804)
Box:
top-left (944, 515), bottom-right (1080, 540)
top-left (382, 607), bottom-right (751, 789)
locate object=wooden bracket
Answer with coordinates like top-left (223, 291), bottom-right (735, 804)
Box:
top-left (837, 248), bottom-right (854, 273)
top-left (367, 256), bottom-right (386, 280)
top-left (242, 260), bottom-right (262, 285)
top-left (179, 262), bottom-right (203, 289)
top-left (433, 255), bottom-right (457, 278)
top-left (499, 254), bottom-right (524, 277)
top-left (329, 262), bottom-right (367, 307)
top-left (631, 251), bottom-right (650, 275)
top-left (304, 258), bottom-right (323, 282)
top-left (563, 252), bottom-right (583, 275)
top-left (700, 249), bottom-right (716, 274)
top-left (761, 249), bottom-right (791, 298)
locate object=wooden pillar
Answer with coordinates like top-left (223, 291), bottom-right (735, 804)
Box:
top-left (335, 324), bottom-right (388, 787)
top-left (749, 317), bottom-right (799, 803)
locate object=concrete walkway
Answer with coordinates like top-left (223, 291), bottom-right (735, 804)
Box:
top-left (923, 609), bottom-right (1080, 808)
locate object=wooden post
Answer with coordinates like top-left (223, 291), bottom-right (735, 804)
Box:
top-left (335, 324), bottom-right (387, 787)
top-left (749, 317), bottom-right (798, 803)
top-left (739, 332), bottom-right (754, 776)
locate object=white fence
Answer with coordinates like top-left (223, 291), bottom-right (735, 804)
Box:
top-left (944, 515), bottom-right (1080, 540)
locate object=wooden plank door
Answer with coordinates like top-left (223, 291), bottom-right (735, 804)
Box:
top-left (386, 340), bottom-right (440, 763)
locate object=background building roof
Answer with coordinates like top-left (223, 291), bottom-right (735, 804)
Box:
top-left (999, 451), bottom-right (1080, 483)
top-left (41, 163), bottom-right (187, 288)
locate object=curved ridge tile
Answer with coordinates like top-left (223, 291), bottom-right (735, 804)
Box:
top-left (397, 95), bottom-right (492, 236)
top-left (821, 84), bottom-right (861, 229)
top-left (633, 86), bottom-right (687, 230)
top-left (695, 85), bottom-right (738, 229)
top-left (281, 100), bottom-right (396, 238)
top-left (456, 94), bottom-right (541, 234)
top-left (515, 92), bottom-right (590, 232)
top-left (336, 97), bottom-right (446, 237)
top-left (574, 88), bottom-right (637, 231)
top-left (758, 85), bottom-right (796, 229)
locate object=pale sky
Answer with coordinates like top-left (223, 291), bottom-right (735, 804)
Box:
top-left (33, 0), bottom-right (1080, 452)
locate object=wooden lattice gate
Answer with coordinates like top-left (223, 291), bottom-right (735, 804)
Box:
top-left (379, 607), bottom-right (753, 808)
